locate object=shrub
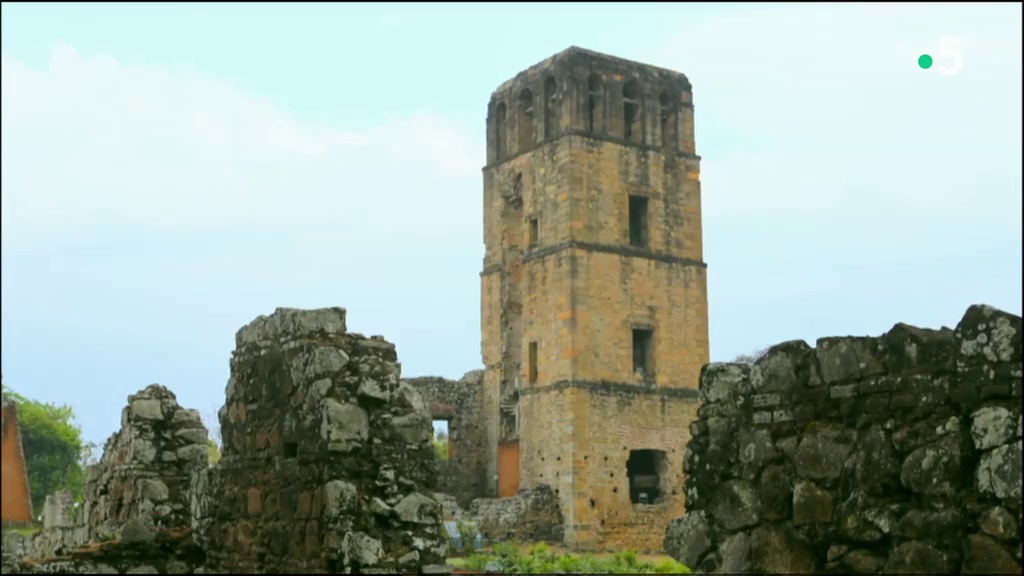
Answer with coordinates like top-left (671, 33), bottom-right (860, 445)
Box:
top-left (450, 542), bottom-right (692, 574)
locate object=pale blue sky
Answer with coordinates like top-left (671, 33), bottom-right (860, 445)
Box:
top-left (2, 3), bottom-right (1021, 446)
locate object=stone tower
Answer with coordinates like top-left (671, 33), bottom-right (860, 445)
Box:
top-left (480, 47), bottom-right (709, 550)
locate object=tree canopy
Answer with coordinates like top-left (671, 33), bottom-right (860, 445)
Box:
top-left (6, 389), bottom-right (91, 514)
top-left (207, 438), bottom-right (221, 465)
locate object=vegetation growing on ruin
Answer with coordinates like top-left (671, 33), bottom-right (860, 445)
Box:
top-left (433, 429), bottom-right (449, 460)
top-left (6, 388), bottom-right (93, 513)
top-left (449, 543), bottom-right (691, 574)
top-left (207, 438), bottom-right (221, 465)
top-left (731, 347), bottom-right (768, 364)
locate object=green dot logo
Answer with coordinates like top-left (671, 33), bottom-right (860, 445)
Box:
top-left (918, 54), bottom-right (934, 69)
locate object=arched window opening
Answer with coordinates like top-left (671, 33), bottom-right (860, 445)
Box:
top-left (495, 102), bottom-right (507, 160)
top-left (623, 80), bottom-right (642, 142)
top-left (587, 74), bottom-right (602, 133)
top-left (518, 89), bottom-right (535, 150)
top-left (543, 76), bottom-right (558, 139)
top-left (658, 91), bottom-right (676, 150)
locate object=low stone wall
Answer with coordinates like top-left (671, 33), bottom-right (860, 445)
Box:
top-left (664, 304), bottom-right (1022, 574)
top-left (9, 529), bottom-right (204, 574)
top-left (468, 485), bottom-right (563, 544)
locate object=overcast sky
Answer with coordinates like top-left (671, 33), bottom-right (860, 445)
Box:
top-left (2, 3), bottom-right (1020, 446)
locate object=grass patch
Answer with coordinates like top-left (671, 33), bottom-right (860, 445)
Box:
top-left (3, 525), bottom-right (41, 537)
top-left (448, 542), bottom-right (691, 574)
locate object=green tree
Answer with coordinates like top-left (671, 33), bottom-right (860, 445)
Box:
top-left (433, 432), bottom-right (449, 461)
top-left (6, 389), bottom-right (88, 514)
top-left (207, 438), bottom-right (221, 465)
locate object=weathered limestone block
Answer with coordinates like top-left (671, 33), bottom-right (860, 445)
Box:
top-left (667, 305), bottom-right (1023, 575)
top-left (971, 406), bottom-right (1017, 450)
top-left (662, 511), bottom-right (712, 569)
top-left (976, 440), bottom-right (1023, 501)
top-left (711, 479), bottom-right (760, 533)
top-left (899, 434), bottom-right (965, 497)
top-left (793, 424), bottom-right (851, 483)
top-left (850, 424), bottom-right (902, 495)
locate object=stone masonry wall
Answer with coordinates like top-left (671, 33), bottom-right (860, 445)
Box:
top-left (192, 307), bottom-right (448, 574)
top-left (403, 371), bottom-right (488, 507)
top-left (664, 304), bottom-right (1022, 574)
top-left (468, 485), bottom-right (563, 544)
top-left (3, 384), bottom-right (210, 574)
top-left (85, 384), bottom-right (210, 543)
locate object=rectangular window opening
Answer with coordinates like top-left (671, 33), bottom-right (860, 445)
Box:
top-left (627, 449), bottom-right (666, 505)
top-left (628, 195), bottom-right (649, 248)
top-left (432, 419), bottom-right (453, 461)
top-left (283, 441), bottom-right (298, 459)
top-left (632, 328), bottom-right (653, 377)
top-left (528, 341), bottom-right (538, 384)
top-left (528, 218), bottom-right (539, 246)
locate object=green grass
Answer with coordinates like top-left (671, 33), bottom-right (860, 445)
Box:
top-left (448, 542), bottom-right (691, 574)
top-left (4, 525), bottom-right (41, 537)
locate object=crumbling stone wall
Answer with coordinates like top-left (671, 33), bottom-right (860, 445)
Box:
top-left (3, 384), bottom-right (210, 574)
top-left (403, 371), bottom-right (488, 506)
top-left (85, 384), bottom-right (210, 544)
top-left (11, 529), bottom-right (205, 575)
top-left (192, 307), bottom-right (448, 574)
top-left (468, 485), bottom-right (563, 544)
top-left (664, 304), bottom-right (1022, 574)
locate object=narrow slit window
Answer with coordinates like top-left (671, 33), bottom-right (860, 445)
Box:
top-left (432, 419), bottom-right (453, 461)
top-left (528, 218), bottom-right (539, 246)
top-left (659, 91), bottom-right (675, 149)
top-left (587, 74), bottom-right (602, 133)
top-left (544, 76), bottom-right (558, 139)
top-left (632, 328), bottom-right (653, 376)
top-left (623, 80), bottom-right (642, 142)
top-left (518, 89), bottom-right (535, 150)
top-left (528, 341), bottom-right (538, 384)
top-left (628, 195), bottom-right (649, 248)
top-left (495, 102), bottom-right (507, 159)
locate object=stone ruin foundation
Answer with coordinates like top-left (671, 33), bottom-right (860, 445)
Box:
top-left (664, 304), bottom-right (1023, 574)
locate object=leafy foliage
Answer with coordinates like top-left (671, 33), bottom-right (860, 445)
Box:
top-left (451, 542), bottom-right (691, 574)
top-left (433, 430), bottom-right (449, 461)
top-left (207, 438), bottom-right (222, 465)
top-left (5, 388), bottom-right (90, 514)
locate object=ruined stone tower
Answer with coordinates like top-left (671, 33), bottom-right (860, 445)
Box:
top-left (481, 47), bottom-right (709, 550)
